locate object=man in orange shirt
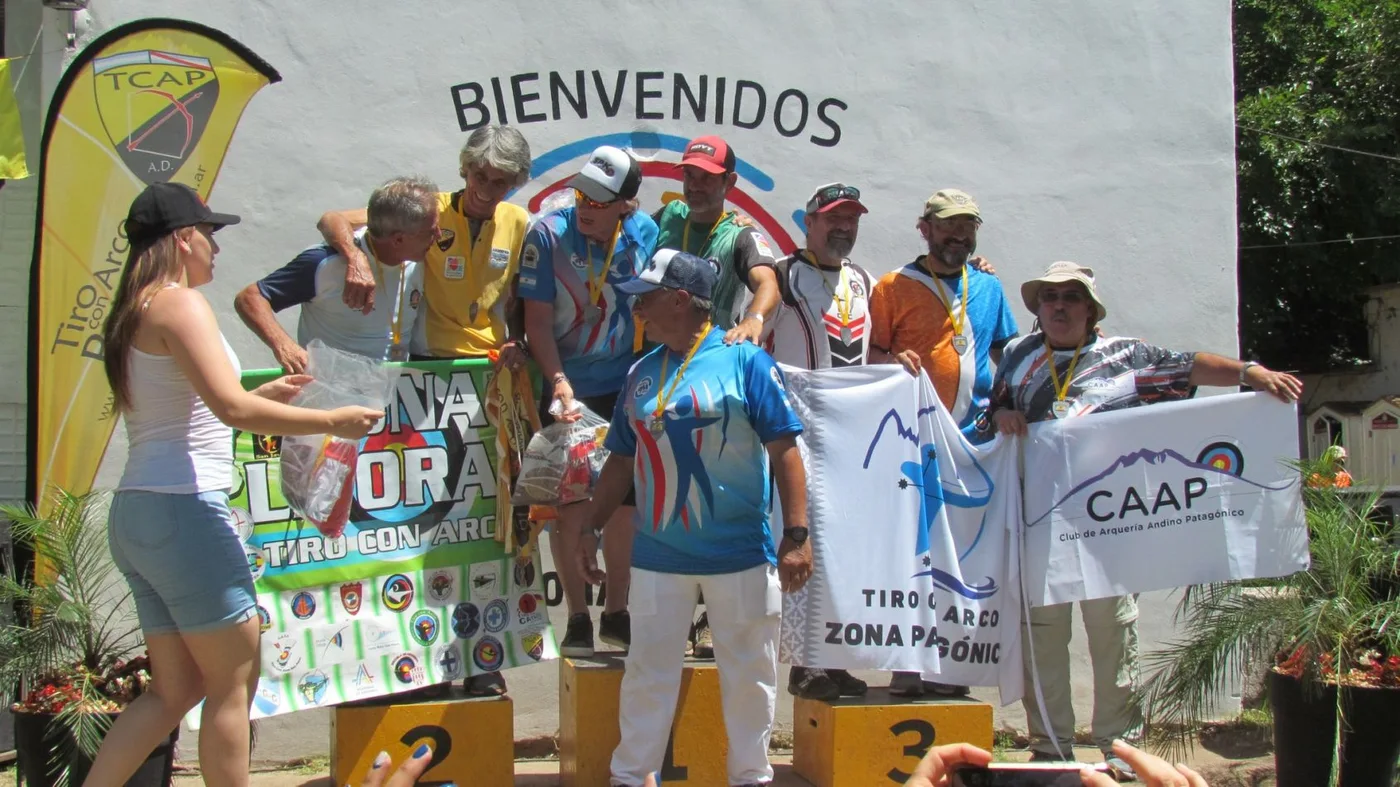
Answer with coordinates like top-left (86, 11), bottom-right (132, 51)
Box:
top-left (868, 188), bottom-right (1019, 697)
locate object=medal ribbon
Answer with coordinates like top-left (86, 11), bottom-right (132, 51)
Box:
top-left (587, 221), bottom-right (624, 310)
top-left (1043, 338), bottom-right (1085, 403)
top-left (371, 246), bottom-right (409, 349)
top-left (653, 321), bottom-right (712, 422)
top-left (930, 262), bottom-right (969, 337)
top-left (801, 251), bottom-right (852, 326)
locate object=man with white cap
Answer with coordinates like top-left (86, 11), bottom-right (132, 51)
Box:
top-left (990, 261), bottom-right (1301, 775)
top-left (579, 248), bottom-right (812, 787)
top-left (870, 188), bottom-right (1020, 698)
top-left (653, 135), bottom-right (782, 345)
top-left (519, 145), bottom-right (658, 660)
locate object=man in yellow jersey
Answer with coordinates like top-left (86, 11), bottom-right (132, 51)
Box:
top-left (317, 124), bottom-right (533, 365)
top-left (235, 177), bottom-right (436, 369)
top-left (313, 125), bottom-right (533, 697)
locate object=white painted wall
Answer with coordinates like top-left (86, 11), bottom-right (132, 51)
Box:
top-left (3, 0), bottom-right (1241, 486)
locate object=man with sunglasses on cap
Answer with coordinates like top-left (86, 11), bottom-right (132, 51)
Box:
top-left (989, 261), bottom-right (1301, 776)
top-left (869, 188), bottom-right (1020, 698)
top-left (654, 135), bottom-right (782, 346)
top-left (760, 181), bottom-right (883, 702)
top-left (579, 248), bottom-right (811, 787)
top-left (519, 145), bottom-right (659, 660)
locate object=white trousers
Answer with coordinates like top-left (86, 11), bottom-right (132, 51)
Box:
top-left (610, 563), bottom-right (781, 786)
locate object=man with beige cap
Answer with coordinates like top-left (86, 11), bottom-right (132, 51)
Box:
top-left (989, 261), bottom-right (1301, 775)
top-left (869, 188), bottom-right (1019, 698)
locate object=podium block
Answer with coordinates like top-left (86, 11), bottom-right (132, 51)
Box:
top-left (330, 688), bottom-right (513, 787)
top-left (793, 689), bottom-right (994, 787)
top-left (560, 656), bottom-right (729, 786)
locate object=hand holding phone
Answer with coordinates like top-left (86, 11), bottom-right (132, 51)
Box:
top-left (950, 763), bottom-right (1117, 787)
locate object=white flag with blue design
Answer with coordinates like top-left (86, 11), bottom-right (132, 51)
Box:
top-left (777, 365), bottom-right (1023, 703)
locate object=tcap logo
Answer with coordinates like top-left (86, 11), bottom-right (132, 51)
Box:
top-left (92, 50), bottom-right (219, 184)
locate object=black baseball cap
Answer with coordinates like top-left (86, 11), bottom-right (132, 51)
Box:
top-left (124, 182), bottom-right (241, 245)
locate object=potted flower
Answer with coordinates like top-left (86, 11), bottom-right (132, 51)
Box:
top-left (0, 488), bottom-right (177, 787)
top-left (1140, 458), bottom-right (1400, 786)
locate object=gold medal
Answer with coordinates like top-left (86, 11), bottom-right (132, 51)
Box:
top-left (841, 325), bottom-right (853, 345)
top-left (952, 334), bottom-right (969, 354)
top-left (1043, 338), bottom-right (1085, 422)
top-left (387, 344), bottom-right (409, 362)
top-left (648, 418), bottom-right (666, 435)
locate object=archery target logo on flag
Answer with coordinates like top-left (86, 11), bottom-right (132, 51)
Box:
top-left (92, 50), bottom-right (220, 184)
top-left (1197, 441), bottom-right (1245, 476)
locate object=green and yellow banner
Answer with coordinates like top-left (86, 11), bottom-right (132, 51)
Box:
top-left (222, 359), bottom-right (555, 720)
top-left (26, 19), bottom-right (279, 514)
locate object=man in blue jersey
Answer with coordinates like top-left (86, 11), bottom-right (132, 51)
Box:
top-left (234, 176), bottom-right (436, 369)
top-left (580, 249), bottom-right (813, 787)
top-left (519, 146), bottom-right (659, 658)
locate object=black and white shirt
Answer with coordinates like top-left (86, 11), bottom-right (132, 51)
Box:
top-left (763, 252), bottom-right (875, 370)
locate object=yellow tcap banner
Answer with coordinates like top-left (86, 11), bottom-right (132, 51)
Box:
top-left (0, 58), bottom-right (29, 179)
top-left (27, 19), bottom-right (279, 514)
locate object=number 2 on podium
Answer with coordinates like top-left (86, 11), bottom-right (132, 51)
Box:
top-left (886, 719), bottom-right (937, 782)
top-left (399, 725), bottom-right (453, 786)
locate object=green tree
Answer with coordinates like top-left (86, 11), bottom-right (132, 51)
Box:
top-left (1235, 0), bottom-right (1400, 372)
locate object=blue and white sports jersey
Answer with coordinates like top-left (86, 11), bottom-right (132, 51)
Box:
top-left (256, 228), bottom-right (424, 360)
top-left (605, 328), bottom-right (803, 575)
top-left (516, 207), bottom-right (658, 397)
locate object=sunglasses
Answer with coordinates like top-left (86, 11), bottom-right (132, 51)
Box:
top-left (574, 189), bottom-right (618, 210)
top-left (811, 184), bottom-right (861, 208)
top-left (1038, 288), bottom-right (1088, 305)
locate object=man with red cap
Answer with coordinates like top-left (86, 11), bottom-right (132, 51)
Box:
top-left (653, 135), bottom-right (782, 346)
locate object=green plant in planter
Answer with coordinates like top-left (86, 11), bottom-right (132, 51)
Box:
top-left (1140, 458), bottom-right (1400, 780)
top-left (0, 487), bottom-right (152, 787)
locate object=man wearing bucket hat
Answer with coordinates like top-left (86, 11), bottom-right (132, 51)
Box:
top-left (518, 144), bottom-right (659, 665)
top-left (989, 261), bottom-right (1301, 775)
top-left (579, 249), bottom-right (811, 787)
top-left (653, 135), bottom-right (783, 345)
top-left (870, 187), bottom-right (1020, 698)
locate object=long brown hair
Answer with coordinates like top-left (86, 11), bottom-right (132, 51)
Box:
top-left (102, 232), bottom-right (186, 412)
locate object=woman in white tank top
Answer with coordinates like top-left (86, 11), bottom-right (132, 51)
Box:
top-left (87, 183), bottom-right (385, 787)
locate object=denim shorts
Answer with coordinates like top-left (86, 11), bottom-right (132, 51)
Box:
top-left (107, 489), bottom-right (257, 635)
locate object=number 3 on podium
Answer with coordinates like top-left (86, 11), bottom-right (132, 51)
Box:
top-left (886, 719), bottom-right (936, 782)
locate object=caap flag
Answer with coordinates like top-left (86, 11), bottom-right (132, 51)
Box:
top-left (26, 19), bottom-right (279, 521)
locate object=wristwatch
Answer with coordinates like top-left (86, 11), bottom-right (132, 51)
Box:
top-left (1239, 361), bottom-right (1260, 385)
top-left (743, 311), bottom-right (765, 325)
top-left (783, 526), bottom-right (809, 544)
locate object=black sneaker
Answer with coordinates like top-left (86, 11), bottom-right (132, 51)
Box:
top-left (788, 666), bottom-right (840, 701)
top-left (923, 680), bottom-right (971, 697)
top-left (464, 671), bottom-right (506, 696)
top-left (599, 610), bottom-right (630, 650)
top-left (889, 671), bottom-right (924, 696)
top-left (560, 612), bottom-right (594, 657)
top-left (1029, 750), bottom-right (1076, 763)
top-left (828, 668), bottom-right (869, 697)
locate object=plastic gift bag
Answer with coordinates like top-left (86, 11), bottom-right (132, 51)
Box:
top-left (280, 340), bottom-right (396, 538)
top-left (511, 402), bottom-right (611, 507)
